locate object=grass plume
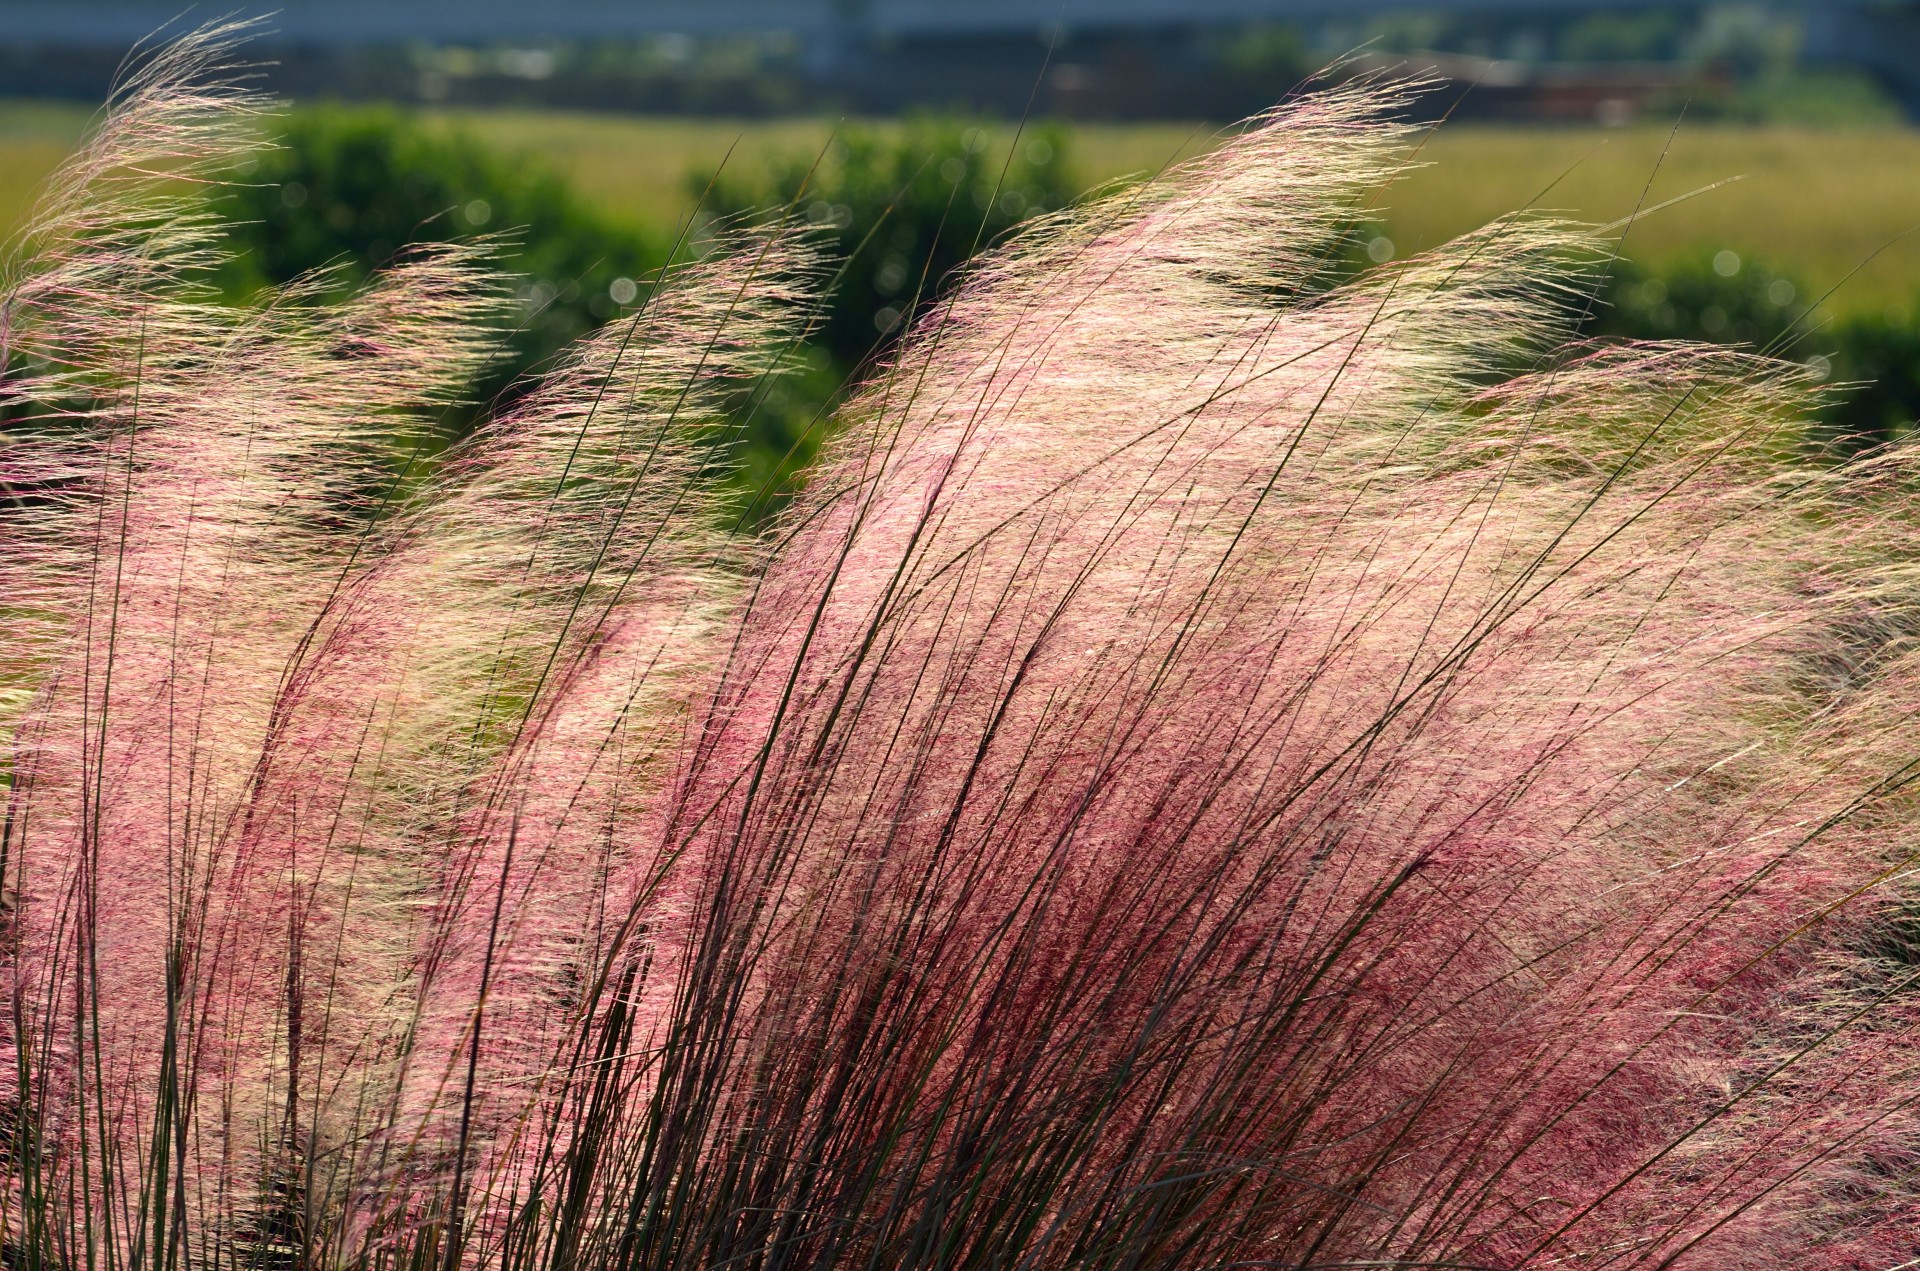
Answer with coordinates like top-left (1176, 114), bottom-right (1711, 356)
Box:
top-left (1, 30), bottom-right (1917, 1269)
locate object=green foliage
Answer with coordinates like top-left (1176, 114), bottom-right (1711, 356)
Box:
top-left (214, 105), bottom-right (671, 415)
top-left (1351, 14), bottom-right (1453, 56)
top-left (689, 117), bottom-right (1076, 516)
top-left (199, 107), bottom-right (844, 521)
top-left (1676, 67), bottom-right (1907, 125)
top-left (1590, 250), bottom-right (1920, 450)
top-left (1209, 25), bottom-right (1314, 112)
top-left (700, 116), bottom-right (1076, 374)
top-left (1826, 308), bottom-right (1920, 446)
top-left (1589, 249), bottom-right (1809, 350)
top-left (1658, 4), bottom-right (1907, 124)
top-left (1559, 10), bottom-right (1688, 62)
top-left (1685, 3), bottom-right (1801, 80)
top-left (194, 109), bottom-right (1080, 523)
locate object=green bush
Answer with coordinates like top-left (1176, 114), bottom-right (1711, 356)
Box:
top-left (1678, 68), bottom-right (1907, 126)
top-left (700, 116), bottom-right (1076, 375)
top-left (1207, 25), bottom-right (1315, 116)
top-left (214, 106), bottom-right (671, 419)
top-left (1825, 308), bottom-right (1920, 446)
top-left (1558, 10), bottom-right (1688, 62)
top-left (688, 117), bottom-right (1077, 518)
top-left (195, 109), bottom-right (1082, 522)
top-left (1588, 249), bottom-right (1809, 351)
top-left (1589, 251), bottom-right (1920, 450)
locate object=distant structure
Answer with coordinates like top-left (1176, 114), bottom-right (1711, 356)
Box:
top-left (0, 1), bottom-right (1797, 41)
top-left (0, 0), bottom-right (1913, 118)
top-left (1807, 3), bottom-right (1920, 114)
top-left (3, 0), bottom-right (1903, 42)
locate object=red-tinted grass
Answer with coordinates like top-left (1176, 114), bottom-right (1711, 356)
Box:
top-left (2, 31), bottom-right (1916, 1270)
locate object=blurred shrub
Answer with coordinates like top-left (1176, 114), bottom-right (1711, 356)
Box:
top-left (700, 116), bottom-right (1076, 374)
top-left (200, 110), bottom-right (1078, 521)
top-left (1825, 308), bottom-right (1920, 446)
top-left (1558, 10), bottom-right (1688, 61)
top-left (1669, 5), bottom-right (1905, 124)
top-left (1684, 3), bottom-right (1801, 80)
top-left (1588, 250), bottom-right (1808, 350)
top-left (690, 117), bottom-right (1075, 515)
top-left (214, 105), bottom-right (671, 418)
top-left (202, 108), bottom-right (856, 520)
top-left (1204, 25), bottom-right (1315, 117)
top-left (1589, 250), bottom-right (1920, 450)
top-left (1677, 68), bottom-right (1906, 125)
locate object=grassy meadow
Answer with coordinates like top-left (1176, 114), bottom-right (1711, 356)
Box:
top-left (419, 112), bottom-right (1920, 319)
top-left (4, 99), bottom-right (1918, 317)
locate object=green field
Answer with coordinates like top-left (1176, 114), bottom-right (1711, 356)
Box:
top-left (6, 100), bottom-right (1918, 318)
top-left (0, 101), bottom-right (94, 245)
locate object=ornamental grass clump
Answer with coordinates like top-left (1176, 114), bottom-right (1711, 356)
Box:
top-left (1, 29), bottom-right (1917, 1269)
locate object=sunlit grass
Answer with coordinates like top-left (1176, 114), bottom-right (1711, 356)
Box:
top-left (7, 38), bottom-right (1920, 1263)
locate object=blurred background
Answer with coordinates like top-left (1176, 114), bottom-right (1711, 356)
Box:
top-left (4, 0), bottom-right (1918, 503)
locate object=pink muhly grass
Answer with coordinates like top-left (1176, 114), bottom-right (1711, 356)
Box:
top-left (2, 29), bottom-right (1918, 1269)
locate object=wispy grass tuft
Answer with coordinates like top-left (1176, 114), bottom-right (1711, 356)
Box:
top-left (2, 29), bottom-right (1916, 1270)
